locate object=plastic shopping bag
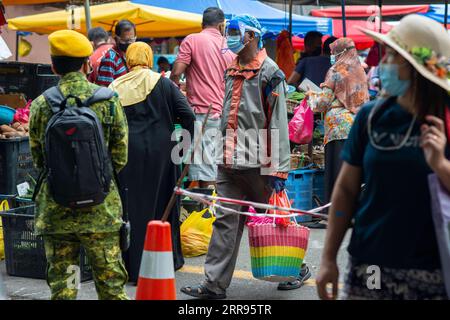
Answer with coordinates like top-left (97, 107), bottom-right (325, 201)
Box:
top-left (247, 191), bottom-right (293, 227)
top-left (13, 100), bottom-right (31, 124)
top-left (428, 174), bottom-right (450, 298)
top-left (0, 200), bottom-right (9, 260)
top-left (288, 99), bottom-right (314, 145)
top-left (268, 191), bottom-right (292, 227)
top-left (180, 207), bottom-right (216, 258)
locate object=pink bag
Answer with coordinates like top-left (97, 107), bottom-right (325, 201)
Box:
top-left (288, 99), bottom-right (313, 144)
top-left (13, 100), bottom-right (31, 124)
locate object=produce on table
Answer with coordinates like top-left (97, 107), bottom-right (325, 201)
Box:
top-left (287, 91), bottom-right (305, 102)
top-left (0, 122), bottom-right (29, 139)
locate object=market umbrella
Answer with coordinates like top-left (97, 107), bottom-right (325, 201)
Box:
top-left (2, 0), bottom-right (64, 4)
top-left (262, 1), bottom-right (449, 37)
top-left (310, 5), bottom-right (430, 17)
top-left (135, 0), bottom-right (332, 37)
top-left (7, 1), bottom-right (203, 37)
top-left (292, 19), bottom-right (393, 51)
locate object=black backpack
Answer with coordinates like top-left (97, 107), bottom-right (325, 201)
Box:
top-left (35, 86), bottom-right (115, 209)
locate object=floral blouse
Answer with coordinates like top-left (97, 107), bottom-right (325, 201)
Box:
top-left (309, 87), bottom-right (355, 145)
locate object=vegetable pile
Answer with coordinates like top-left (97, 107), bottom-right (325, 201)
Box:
top-left (0, 122), bottom-right (29, 139)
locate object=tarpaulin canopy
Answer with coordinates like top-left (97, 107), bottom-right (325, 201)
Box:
top-left (311, 5), bottom-right (430, 18)
top-left (7, 1), bottom-right (203, 37)
top-left (2, 0), bottom-right (63, 4)
top-left (262, 1), bottom-right (445, 4)
top-left (421, 5), bottom-right (450, 24)
top-left (292, 19), bottom-right (393, 51)
top-left (133, 0), bottom-right (332, 36)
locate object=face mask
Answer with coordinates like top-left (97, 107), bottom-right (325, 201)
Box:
top-left (118, 42), bottom-right (130, 53)
top-left (379, 63), bottom-right (411, 97)
top-left (227, 36), bottom-right (245, 54)
top-left (330, 55), bottom-right (336, 65)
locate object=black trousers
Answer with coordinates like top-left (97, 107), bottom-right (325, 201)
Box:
top-left (324, 139), bottom-right (346, 205)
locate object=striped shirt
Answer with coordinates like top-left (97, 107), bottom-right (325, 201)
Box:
top-left (96, 47), bottom-right (128, 87)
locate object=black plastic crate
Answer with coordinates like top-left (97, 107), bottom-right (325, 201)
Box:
top-left (0, 197), bottom-right (92, 281)
top-left (35, 64), bottom-right (59, 96)
top-left (0, 62), bottom-right (36, 99)
top-left (0, 62), bottom-right (55, 100)
top-left (0, 137), bottom-right (39, 195)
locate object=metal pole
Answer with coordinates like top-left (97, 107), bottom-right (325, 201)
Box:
top-left (84, 0), bottom-right (92, 32)
top-left (445, 0), bottom-right (448, 29)
top-left (161, 104), bottom-right (213, 222)
top-left (15, 32), bottom-right (19, 62)
top-left (378, 0), bottom-right (382, 33)
top-left (341, 0), bottom-right (347, 37)
top-left (289, 0), bottom-right (293, 44)
top-left (378, 0), bottom-right (383, 65)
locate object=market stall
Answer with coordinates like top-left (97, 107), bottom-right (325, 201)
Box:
top-left (292, 19), bottom-right (392, 51)
top-left (7, 1), bottom-right (203, 37)
top-left (134, 0), bottom-right (332, 37)
top-left (263, 1), bottom-right (449, 36)
top-left (310, 4), bottom-right (430, 17)
top-left (2, 0), bottom-right (63, 4)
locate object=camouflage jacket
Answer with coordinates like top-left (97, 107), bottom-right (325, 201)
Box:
top-left (29, 72), bottom-right (129, 235)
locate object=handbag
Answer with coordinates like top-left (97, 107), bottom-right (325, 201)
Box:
top-left (288, 99), bottom-right (314, 145)
top-left (247, 191), bottom-right (310, 282)
top-left (428, 173), bottom-right (450, 298)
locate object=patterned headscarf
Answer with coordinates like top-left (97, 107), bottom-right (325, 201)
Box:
top-left (322, 38), bottom-right (369, 113)
top-left (233, 14), bottom-right (264, 49)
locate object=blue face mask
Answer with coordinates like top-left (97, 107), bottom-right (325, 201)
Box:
top-left (227, 36), bottom-right (245, 54)
top-left (379, 63), bottom-right (411, 97)
top-left (330, 55), bottom-right (336, 65)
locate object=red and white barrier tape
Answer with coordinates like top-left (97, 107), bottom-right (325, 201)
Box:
top-left (176, 187), bottom-right (330, 220)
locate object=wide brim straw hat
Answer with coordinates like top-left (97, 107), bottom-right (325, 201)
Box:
top-left (360, 14), bottom-right (450, 92)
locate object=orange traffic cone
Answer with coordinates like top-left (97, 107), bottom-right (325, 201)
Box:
top-left (135, 220), bottom-right (176, 300)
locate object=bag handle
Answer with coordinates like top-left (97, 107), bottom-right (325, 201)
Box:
top-left (0, 200), bottom-right (9, 212)
top-left (282, 190), bottom-right (299, 226)
top-left (266, 190), bottom-right (299, 227)
top-left (263, 191), bottom-right (277, 227)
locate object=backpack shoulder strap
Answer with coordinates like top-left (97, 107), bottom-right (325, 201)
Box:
top-left (42, 86), bottom-right (65, 114)
top-left (84, 87), bottom-right (115, 107)
top-left (262, 69), bottom-right (286, 127)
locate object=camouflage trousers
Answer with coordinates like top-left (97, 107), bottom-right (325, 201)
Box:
top-left (43, 232), bottom-right (129, 300)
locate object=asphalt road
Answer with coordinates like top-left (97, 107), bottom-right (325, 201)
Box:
top-left (0, 227), bottom-right (351, 300)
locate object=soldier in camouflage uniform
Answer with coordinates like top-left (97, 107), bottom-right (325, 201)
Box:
top-left (29, 30), bottom-right (129, 300)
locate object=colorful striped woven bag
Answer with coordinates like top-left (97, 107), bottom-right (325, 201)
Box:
top-left (247, 191), bottom-right (310, 282)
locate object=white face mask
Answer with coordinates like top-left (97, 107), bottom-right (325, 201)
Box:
top-left (330, 55), bottom-right (336, 65)
top-left (331, 49), bottom-right (346, 64)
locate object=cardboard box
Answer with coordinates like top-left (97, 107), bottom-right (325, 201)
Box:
top-left (0, 94), bottom-right (28, 109)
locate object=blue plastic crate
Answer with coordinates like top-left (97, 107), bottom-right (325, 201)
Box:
top-left (312, 169), bottom-right (325, 208)
top-left (285, 169), bottom-right (314, 222)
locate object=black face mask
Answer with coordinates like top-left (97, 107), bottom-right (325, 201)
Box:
top-left (118, 43), bottom-right (130, 53)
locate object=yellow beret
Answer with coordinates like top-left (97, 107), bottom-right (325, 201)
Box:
top-left (48, 30), bottom-right (93, 58)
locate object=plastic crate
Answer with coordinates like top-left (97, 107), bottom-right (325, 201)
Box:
top-left (0, 137), bottom-right (39, 195)
top-left (285, 169), bottom-right (314, 223)
top-left (0, 197), bottom-right (92, 281)
top-left (312, 169), bottom-right (325, 208)
top-left (0, 62), bottom-right (55, 100)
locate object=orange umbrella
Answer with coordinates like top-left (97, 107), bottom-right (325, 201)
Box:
top-left (2, 0), bottom-right (65, 4)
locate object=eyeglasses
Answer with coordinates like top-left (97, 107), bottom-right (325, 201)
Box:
top-left (117, 36), bottom-right (137, 45)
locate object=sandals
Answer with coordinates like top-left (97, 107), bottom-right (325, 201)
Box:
top-left (180, 284), bottom-right (227, 300)
top-left (277, 264), bottom-right (312, 291)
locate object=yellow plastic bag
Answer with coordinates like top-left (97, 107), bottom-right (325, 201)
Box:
top-left (180, 207), bottom-right (216, 258)
top-left (0, 200), bottom-right (9, 260)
